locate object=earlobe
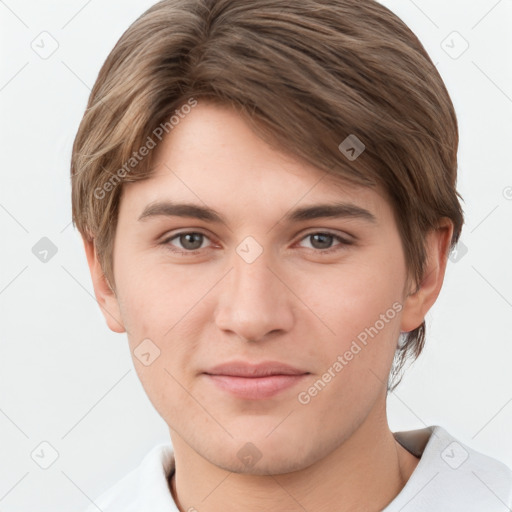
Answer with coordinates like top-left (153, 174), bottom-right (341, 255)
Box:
top-left (82, 236), bottom-right (126, 334)
top-left (400, 219), bottom-right (454, 333)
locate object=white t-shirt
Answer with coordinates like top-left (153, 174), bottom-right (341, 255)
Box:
top-left (84, 425), bottom-right (512, 511)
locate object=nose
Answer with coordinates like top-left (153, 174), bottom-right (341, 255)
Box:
top-left (214, 246), bottom-right (295, 343)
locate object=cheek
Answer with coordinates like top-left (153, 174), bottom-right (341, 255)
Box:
top-left (298, 257), bottom-right (405, 399)
top-left (114, 252), bottom-right (186, 337)
top-left (308, 259), bottom-right (404, 336)
top-left (114, 257), bottom-right (206, 377)
top-left (294, 272), bottom-right (402, 423)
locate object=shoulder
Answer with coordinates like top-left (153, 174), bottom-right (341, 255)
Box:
top-left (386, 425), bottom-right (512, 511)
top-left (430, 425), bottom-right (512, 493)
top-left (82, 443), bottom-right (176, 512)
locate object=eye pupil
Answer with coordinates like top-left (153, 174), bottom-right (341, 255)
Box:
top-left (310, 233), bottom-right (333, 249)
top-left (180, 233), bottom-right (203, 250)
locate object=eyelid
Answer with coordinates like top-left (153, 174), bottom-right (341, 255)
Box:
top-left (161, 229), bottom-right (215, 248)
top-left (295, 230), bottom-right (354, 251)
top-left (298, 228), bottom-right (354, 241)
top-left (161, 228), bottom-right (354, 257)
top-left (161, 228), bottom-right (352, 243)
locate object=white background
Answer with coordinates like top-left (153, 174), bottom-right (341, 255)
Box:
top-left (0, 0), bottom-right (511, 510)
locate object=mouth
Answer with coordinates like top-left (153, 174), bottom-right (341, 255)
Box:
top-left (202, 361), bottom-right (310, 400)
top-left (203, 374), bottom-right (310, 400)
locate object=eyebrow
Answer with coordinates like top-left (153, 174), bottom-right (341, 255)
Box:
top-left (137, 201), bottom-right (377, 225)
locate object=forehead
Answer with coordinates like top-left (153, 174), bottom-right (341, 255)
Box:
top-left (120, 102), bottom-right (391, 223)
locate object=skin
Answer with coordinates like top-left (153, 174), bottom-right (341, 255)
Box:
top-left (84, 101), bottom-right (453, 512)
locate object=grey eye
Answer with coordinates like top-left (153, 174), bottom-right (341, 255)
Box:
top-left (172, 232), bottom-right (207, 251)
top-left (308, 233), bottom-right (335, 250)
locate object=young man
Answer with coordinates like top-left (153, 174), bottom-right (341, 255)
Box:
top-left (71, 0), bottom-right (512, 510)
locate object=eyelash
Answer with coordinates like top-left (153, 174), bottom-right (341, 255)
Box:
top-left (160, 230), bottom-right (353, 256)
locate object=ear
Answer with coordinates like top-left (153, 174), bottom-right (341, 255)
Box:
top-left (82, 236), bottom-right (126, 334)
top-left (400, 219), bottom-right (454, 333)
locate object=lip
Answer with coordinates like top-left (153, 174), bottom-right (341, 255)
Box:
top-left (204, 374), bottom-right (309, 400)
top-left (202, 361), bottom-right (310, 400)
top-left (204, 360), bottom-right (308, 377)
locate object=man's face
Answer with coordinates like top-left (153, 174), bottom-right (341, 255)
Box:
top-left (110, 102), bottom-right (411, 474)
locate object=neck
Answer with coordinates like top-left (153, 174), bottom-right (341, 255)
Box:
top-left (168, 406), bottom-right (419, 512)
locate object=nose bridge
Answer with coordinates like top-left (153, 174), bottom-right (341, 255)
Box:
top-left (231, 235), bottom-right (275, 294)
top-left (233, 246), bottom-right (273, 298)
top-left (214, 238), bottom-right (294, 341)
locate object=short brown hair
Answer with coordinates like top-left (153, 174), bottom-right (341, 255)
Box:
top-left (70, 0), bottom-right (464, 390)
